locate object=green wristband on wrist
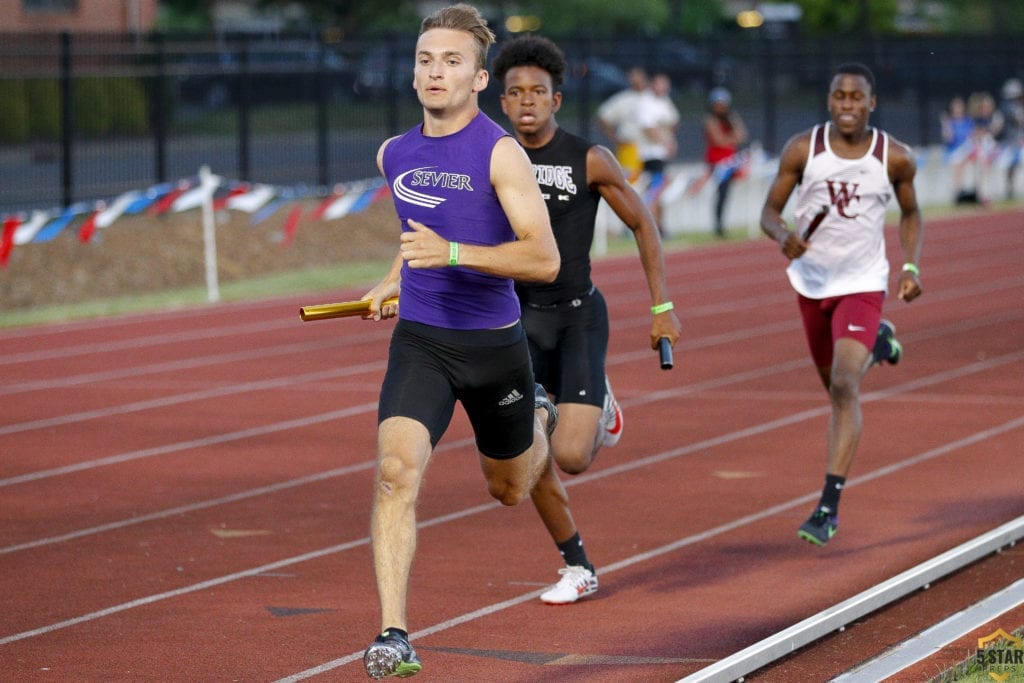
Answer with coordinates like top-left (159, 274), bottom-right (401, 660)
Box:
top-left (651, 301), bottom-right (674, 315)
top-left (448, 241), bottom-right (459, 267)
top-left (902, 262), bottom-right (919, 276)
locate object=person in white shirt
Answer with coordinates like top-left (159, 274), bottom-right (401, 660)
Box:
top-left (996, 78), bottom-right (1024, 199)
top-left (597, 66), bottom-right (649, 181)
top-left (759, 62), bottom-right (924, 547)
top-left (635, 72), bottom-right (680, 230)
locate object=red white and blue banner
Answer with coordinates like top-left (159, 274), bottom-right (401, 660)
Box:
top-left (0, 174), bottom-right (391, 268)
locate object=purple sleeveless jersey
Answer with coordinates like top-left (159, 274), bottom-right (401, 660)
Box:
top-left (382, 112), bottom-right (521, 330)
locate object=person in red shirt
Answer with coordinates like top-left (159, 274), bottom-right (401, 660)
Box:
top-left (703, 87), bottom-right (748, 238)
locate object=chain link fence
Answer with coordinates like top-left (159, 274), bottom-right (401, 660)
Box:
top-left (1, 29), bottom-right (1022, 214)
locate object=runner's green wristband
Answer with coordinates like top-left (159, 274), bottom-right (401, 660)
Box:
top-left (448, 241), bottom-right (459, 267)
top-left (902, 262), bottom-right (919, 276)
top-left (651, 301), bottom-right (674, 315)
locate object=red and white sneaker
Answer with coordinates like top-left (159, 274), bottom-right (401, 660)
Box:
top-left (599, 376), bottom-right (623, 447)
top-left (540, 565), bottom-right (598, 605)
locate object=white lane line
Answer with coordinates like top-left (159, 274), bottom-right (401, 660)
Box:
top-left (5, 297), bottom-right (1020, 442)
top-left (0, 436), bottom-right (475, 556)
top-left (276, 417), bottom-right (1024, 682)
top-left (4, 248), bottom-right (1020, 384)
top-left (0, 462), bottom-right (375, 556)
top-left (2, 344), bottom-right (1021, 562)
top-left (0, 403), bottom-right (377, 488)
top-left (0, 360), bottom-right (386, 436)
top-left (0, 329), bottom-right (389, 396)
top-left (7, 345), bottom-right (1019, 489)
top-left (3, 409), bottom-right (1022, 665)
top-left (0, 318), bottom-right (302, 366)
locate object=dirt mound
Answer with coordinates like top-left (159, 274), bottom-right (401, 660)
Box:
top-left (0, 200), bottom-right (400, 310)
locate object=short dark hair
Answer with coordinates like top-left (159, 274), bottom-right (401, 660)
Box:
top-left (833, 62), bottom-right (876, 94)
top-left (491, 35), bottom-right (568, 88)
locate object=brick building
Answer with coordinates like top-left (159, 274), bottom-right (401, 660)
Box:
top-left (0, 0), bottom-right (159, 33)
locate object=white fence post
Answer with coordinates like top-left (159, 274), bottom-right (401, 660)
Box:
top-left (199, 165), bottom-right (220, 303)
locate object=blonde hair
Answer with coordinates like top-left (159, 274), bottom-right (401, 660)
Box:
top-left (420, 3), bottom-right (495, 70)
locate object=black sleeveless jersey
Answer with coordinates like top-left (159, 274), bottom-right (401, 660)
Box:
top-left (515, 127), bottom-right (601, 307)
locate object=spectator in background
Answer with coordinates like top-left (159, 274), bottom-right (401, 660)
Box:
top-left (956, 90), bottom-right (1003, 205)
top-left (996, 78), bottom-right (1024, 200)
top-left (940, 95), bottom-right (975, 201)
top-left (597, 66), bottom-right (648, 182)
top-left (635, 72), bottom-right (680, 233)
top-left (701, 87), bottom-right (748, 238)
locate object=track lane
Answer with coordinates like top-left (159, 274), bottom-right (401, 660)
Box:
top-left (0, 210), bottom-right (1020, 680)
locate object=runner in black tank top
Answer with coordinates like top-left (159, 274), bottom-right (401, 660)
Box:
top-left (493, 34), bottom-right (682, 605)
top-left (516, 127), bottom-right (599, 308)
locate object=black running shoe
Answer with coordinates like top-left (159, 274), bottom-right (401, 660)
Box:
top-left (534, 383), bottom-right (559, 437)
top-left (798, 508), bottom-right (838, 546)
top-left (363, 629), bottom-right (421, 679)
top-left (872, 319), bottom-right (902, 365)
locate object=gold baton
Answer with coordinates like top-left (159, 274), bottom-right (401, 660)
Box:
top-left (299, 296), bottom-right (399, 322)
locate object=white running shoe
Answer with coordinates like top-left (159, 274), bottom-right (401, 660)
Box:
top-left (599, 376), bottom-right (623, 447)
top-left (540, 565), bottom-right (599, 605)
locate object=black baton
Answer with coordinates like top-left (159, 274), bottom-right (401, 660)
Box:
top-left (658, 337), bottom-right (673, 370)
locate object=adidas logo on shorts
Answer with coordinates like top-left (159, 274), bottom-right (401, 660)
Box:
top-left (498, 389), bottom-right (524, 406)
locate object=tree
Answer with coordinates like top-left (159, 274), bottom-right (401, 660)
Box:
top-left (157, 0), bottom-right (1024, 36)
top-left (797, 0), bottom-right (899, 35)
top-left (158, 0), bottom-right (421, 34)
top-left (508, 0), bottom-right (666, 35)
top-left (156, 0), bottom-right (216, 30)
top-left (942, 0), bottom-right (1024, 33)
top-left (253, 0), bottom-right (420, 34)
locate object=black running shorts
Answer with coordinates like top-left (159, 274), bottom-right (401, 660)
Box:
top-left (378, 319), bottom-right (536, 460)
top-left (520, 288), bottom-right (609, 407)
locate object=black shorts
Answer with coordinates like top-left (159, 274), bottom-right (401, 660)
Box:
top-left (643, 159), bottom-right (666, 173)
top-left (521, 288), bottom-right (609, 407)
top-left (378, 319), bottom-right (536, 460)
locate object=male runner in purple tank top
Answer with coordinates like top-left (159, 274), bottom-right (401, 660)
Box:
top-left (491, 35), bottom-right (682, 605)
top-left (357, 4), bottom-right (566, 679)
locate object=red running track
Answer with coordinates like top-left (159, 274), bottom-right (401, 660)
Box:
top-left (1, 209), bottom-right (1022, 681)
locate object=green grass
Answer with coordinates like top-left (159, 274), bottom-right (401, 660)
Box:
top-left (1, 200), bottom-right (1012, 330)
top-left (0, 259), bottom-right (394, 329)
top-left (928, 627), bottom-right (1024, 682)
top-left (0, 231), bottom-right (729, 329)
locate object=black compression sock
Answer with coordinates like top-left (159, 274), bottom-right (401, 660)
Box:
top-left (819, 474), bottom-right (846, 515)
top-left (556, 532), bottom-right (594, 573)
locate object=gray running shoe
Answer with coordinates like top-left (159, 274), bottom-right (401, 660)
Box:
top-left (534, 383), bottom-right (559, 437)
top-left (363, 629), bottom-right (421, 679)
